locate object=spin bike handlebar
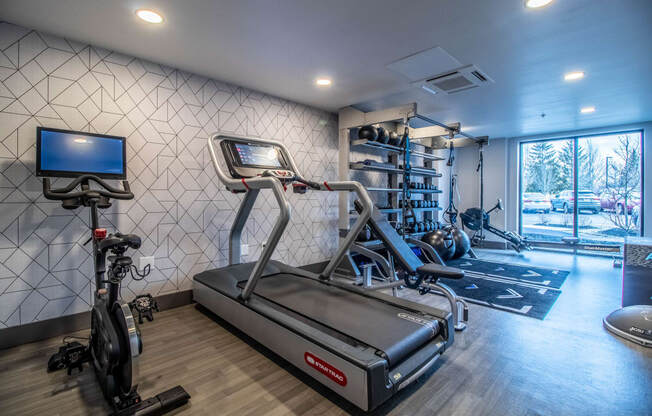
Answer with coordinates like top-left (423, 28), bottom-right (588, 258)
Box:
top-left (42, 175), bottom-right (134, 201)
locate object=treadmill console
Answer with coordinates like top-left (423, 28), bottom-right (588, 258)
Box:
top-left (220, 138), bottom-right (293, 179)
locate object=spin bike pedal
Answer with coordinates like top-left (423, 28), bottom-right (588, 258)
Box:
top-left (47, 341), bottom-right (89, 375)
top-left (129, 294), bottom-right (159, 324)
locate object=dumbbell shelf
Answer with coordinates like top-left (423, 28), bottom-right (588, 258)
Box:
top-left (399, 166), bottom-right (443, 177)
top-left (351, 138), bottom-right (403, 153)
top-left (351, 138), bottom-right (446, 162)
top-left (410, 150), bottom-right (445, 161)
top-left (366, 187), bottom-right (443, 194)
top-left (354, 232), bottom-right (432, 249)
top-left (410, 207), bottom-right (443, 212)
top-left (349, 162), bottom-right (403, 174)
top-left (349, 207), bottom-right (442, 216)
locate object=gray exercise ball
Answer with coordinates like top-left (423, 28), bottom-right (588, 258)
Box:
top-left (449, 227), bottom-right (471, 259)
top-left (422, 229), bottom-right (456, 261)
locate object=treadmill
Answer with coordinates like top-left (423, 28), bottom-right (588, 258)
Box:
top-left (193, 134), bottom-right (464, 411)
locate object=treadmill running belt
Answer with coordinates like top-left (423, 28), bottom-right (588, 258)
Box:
top-left (246, 274), bottom-right (438, 366)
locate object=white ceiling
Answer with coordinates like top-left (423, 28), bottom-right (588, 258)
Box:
top-left (1, 0), bottom-right (651, 137)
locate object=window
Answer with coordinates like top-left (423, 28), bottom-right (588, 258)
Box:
top-left (519, 131), bottom-right (643, 245)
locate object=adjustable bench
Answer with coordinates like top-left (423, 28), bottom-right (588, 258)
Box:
top-left (351, 201), bottom-right (469, 330)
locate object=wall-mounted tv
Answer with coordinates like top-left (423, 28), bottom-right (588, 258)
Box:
top-left (36, 127), bottom-right (127, 179)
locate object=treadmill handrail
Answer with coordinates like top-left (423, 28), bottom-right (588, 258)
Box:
top-left (207, 134), bottom-right (373, 292)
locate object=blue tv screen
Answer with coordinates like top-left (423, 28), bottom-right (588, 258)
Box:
top-left (36, 128), bottom-right (126, 179)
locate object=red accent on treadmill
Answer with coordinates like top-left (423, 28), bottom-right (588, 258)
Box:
top-left (304, 352), bottom-right (347, 386)
top-left (94, 228), bottom-right (107, 239)
top-left (241, 178), bottom-right (250, 190)
top-left (323, 182), bottom-right (333, 191)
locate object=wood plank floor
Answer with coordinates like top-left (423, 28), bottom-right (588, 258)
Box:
top-left (1, 249), bottom-right (650, 415)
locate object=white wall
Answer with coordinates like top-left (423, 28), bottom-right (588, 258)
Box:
top-left (0, 22), bottom-right (339, 329)
top-left (454, 121), bottom-right (652, 241)
top-left (454, 138), bottom-right (509, 245)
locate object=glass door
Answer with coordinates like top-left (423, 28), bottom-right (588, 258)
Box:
top-left (577, 132), bottom-right (643, 244)
top-left (520, 139), bottom-right (575, 242)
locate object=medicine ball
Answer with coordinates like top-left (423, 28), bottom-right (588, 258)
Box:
top-left (358, 125), bottom-right (378, 141)
top-left (376, 127), bottom-right (389, 144)
top-left (449, 227), bottom-right (471, 259)
top-left (388, 131), bottom-right (400, 146)
top-left (356, 226), bottom-right (372, 242)
top-left (422, 229), bottom-right (455, 261)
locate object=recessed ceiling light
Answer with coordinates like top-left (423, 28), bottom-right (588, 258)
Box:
top-left (136, 9), bottom-right (164, 24)
top-left (525, 0), bottom-right (553, 8)
top-left (564, 71), bottom-right (585, 81)
top-left (315, 78), bottom-right (332, 86)
top-left (580, 106), bottom-right (596, 114)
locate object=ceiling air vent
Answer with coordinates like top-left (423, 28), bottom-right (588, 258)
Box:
top-left (416, 65), bottom-right (494, 95)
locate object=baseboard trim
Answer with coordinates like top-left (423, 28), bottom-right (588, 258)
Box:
top-left (475, 240), bottom-right (507, 250)
top-left (0, 290), bottom-right (194, 350)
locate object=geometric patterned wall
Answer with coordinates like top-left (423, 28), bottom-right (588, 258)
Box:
top-left (0, 22), bottom-right (339, 328)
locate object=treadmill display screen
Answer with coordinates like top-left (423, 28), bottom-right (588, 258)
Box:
top-left (233, 142), bottom-right (283, 168)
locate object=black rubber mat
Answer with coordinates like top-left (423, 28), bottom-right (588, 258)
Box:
top-left (445, 258), bottom-right (569, 289)
top-left (441, 273), bottom-right (562, 320)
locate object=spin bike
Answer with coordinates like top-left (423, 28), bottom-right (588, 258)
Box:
top-left (44, 175), bottom-right (190, 416)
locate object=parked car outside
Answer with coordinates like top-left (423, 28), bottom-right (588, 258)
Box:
top-left (522, 192), bottom-right (551, 213)
top-left (600, 190), bottom-right (640, 214)
top-left (551, 189), bottom-right (601, 214)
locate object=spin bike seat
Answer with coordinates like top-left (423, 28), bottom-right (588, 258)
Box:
top-left (98, 233), bottom-right (142, 252)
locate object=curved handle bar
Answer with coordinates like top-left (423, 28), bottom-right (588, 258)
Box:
top-left (43, 175), bottom-right (134, 201)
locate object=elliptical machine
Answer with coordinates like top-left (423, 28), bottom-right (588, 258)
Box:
top-left (38, 128), bottom-right (189, 415)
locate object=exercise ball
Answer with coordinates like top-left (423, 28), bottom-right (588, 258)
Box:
top-left (376, 127), bottom-right (389, 144)
top-left (358, 125), bottom-right (378, 141)
top-left (422, 229), bottom-right (455, 261)
top-left (449, 227), bottom-right (471, 259)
